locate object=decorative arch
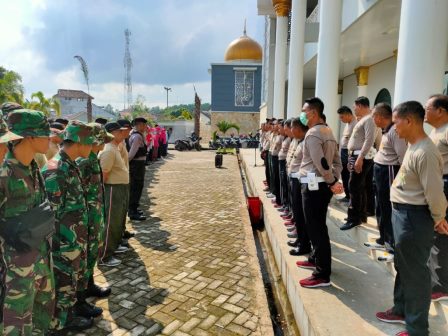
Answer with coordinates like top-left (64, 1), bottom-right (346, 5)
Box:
top-left (374, 88), bottom-right (392, 106)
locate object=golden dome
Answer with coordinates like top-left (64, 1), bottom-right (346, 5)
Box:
top-left (224, 30), bottom-right (262, 62)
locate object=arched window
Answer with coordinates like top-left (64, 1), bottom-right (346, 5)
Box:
top-left (374, 88), bottom-right (392, 106)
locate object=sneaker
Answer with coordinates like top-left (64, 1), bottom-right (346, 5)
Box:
top-left (376, 309), bottom-right (405, 324)
top-left (296, 260), bottom-right (316, 269)
top-left (99, 257), bottom-right (121, 267)
top-left (277, 207), bottom-right (287, 212)
top-left (395, 332), bottom-right (409, 336)
top-left (378, 252), bottom-right (394, 262)
top-left (123, 230), bottom-right (135, 239)
top-left (299, 276), bottom-right (331, 288)
top-left (266, 193), bottom-right (275, 198)
top-left (287, 232), bottom-right (298, 239)
top-left (364, 241), bottom-right (385, 250)
top-left (114, 245), bottom-right (129, 254)
top-left (431, 292), bottom-right (448, 302)
top-left (287, 226), bottom-right (296, 232)
top-left (263, 187), bottom-right (270, 192)
top-left (284, 221), bottom-right (295, 226)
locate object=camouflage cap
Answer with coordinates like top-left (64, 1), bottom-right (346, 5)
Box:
top-left (63, 120), bottom-right (94, 145)
top-left (1, 102), bottom-right (23, 117)
top-left (7, 109), bottom-right (50, 137)
top-left (0, 116), bottom-right (23, 143)
top-left (87, 122), bottom-right (114, 145)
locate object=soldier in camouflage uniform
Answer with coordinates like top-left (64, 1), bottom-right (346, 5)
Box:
top-left (75, 124), bottom-right (113, 315)
top-left (42, 121), bottom-right (94, 332)
top-left (0, 109), bottom-right (55, 335)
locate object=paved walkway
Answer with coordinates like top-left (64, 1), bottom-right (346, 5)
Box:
top-left (75, 151), bottom-right (273, 336)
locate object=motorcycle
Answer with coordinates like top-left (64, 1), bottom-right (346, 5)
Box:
top-left (174, 135), bottom-right (202, 151)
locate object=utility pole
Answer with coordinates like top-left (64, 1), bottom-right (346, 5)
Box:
top-left (164, 86), bottom-right (172, 108)
top-left (124, 29), bottom-right (133, 110)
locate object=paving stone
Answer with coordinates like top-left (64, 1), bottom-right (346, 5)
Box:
top-left (179, 317), bottom-right (201, 332)
top-left (161, 320), bottom-right (183, 335)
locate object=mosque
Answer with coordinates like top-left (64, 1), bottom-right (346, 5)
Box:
top-left (209, 26), bottom-right (263, 136)
top-left (256, 0), bottom-right (448, 137)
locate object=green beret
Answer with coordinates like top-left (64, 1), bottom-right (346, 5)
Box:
top-left (87, 122), bottom-right (114, 145)
top-left (0, 116), bottom-right (23, 143)
top-left (63, 120), bottom-right (94, 145)
top-left (7, 109), bottom-right (50, 137)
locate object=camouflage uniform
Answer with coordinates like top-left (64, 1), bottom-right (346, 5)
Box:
top-left (0, 110), bottom-right (55, 335)
top-left (41, 121), bottom-right (93, 330)
top-left (75, 124), bottom-right (112, 290)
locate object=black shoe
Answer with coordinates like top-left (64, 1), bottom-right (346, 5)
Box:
top-left (287, 240), bottom-right (299, 247)
top-left (86, 283), bottom-right (111, 298)
top-left (137, 209), bottom-right (145, 215)
top-left (123, 230), bottom-right (135, 239)
top-left (340, 221), bottom-right (361, 231)
top-left (129, 214), bottom-right (146, 221)
top-left (73, 301), bottom-right (103, 318)
top-left (375, 238), bottom-right (385, 245)
top-left (64, 315), bottom-right (93, 331)
top-left (289, 247), bottom-right (311, 256)
top-left (361, 216), bottom-right (368, 223)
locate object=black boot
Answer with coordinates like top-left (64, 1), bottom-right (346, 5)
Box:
top-left (74, 292), bottom-right (103, 318)
top-left (86, 275), bottom-right (111, 298)
top-left (64, 309), bottom-right (94, 331)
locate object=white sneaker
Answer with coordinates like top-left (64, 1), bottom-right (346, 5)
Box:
top-left (114, 245), bottom-right (129, 254)
top-left (378, 252), bottom-right (394, 262)
top-left (266, 193), bottom-right (275, 198)
top-left (99, 257), bottom-right (121, 267)
top-left (364, 241), bottom-right (386, 250)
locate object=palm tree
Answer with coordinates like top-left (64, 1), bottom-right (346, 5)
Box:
top-left (23, 91), bottom-right (61, 116)
top-left (216, 120), bottom-right (240, 135)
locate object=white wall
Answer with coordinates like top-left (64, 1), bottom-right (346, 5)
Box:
top-left (367, 56), bottom-right (397, 105)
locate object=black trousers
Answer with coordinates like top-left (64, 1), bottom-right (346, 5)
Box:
top-left (302, 182), bottom-right (333, 280)
top-left (264, 152), bottom-right (270, 187)
top-left (347, 156), bottom-right (373, 224)
top-left (433, 177), bottom-right (448, 293)
top-left (374, 163), bottom-right (400, 249)
top-left (270, 155), bottom-right (280, 204)
top-left (279, 160), bottom-right (289, 208)
top-left (291, 178), bottom-right (311, 251)
top-left (340, 148), bottom-right (350, 199)
top-left (392, 203), bottom-right (434, 336)
top-left (128, 160), bottom-right (146, 214)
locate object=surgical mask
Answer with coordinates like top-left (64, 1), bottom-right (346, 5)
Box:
top-left (299, 112), bottom-right (308, 126)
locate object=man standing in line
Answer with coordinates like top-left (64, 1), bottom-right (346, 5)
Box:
top-left (337, 106), bottom-right (357, 202)
top-left (127, 118), bottom-right (148, 221)
top-left (278, 120), bottom-right (291, 213)
top-left (341, 96), bottom-right (376, 230)
top-left (269, 120), bottom-right (283, 206)
top-left (0, 110), bottom-right (55, 335)
top-left (364, 103), bottom-right (406, 261)
top-left (425, 94), bottom-right (448, 302)
top-left (295, 97), bottom-right (343, 288)
top-left (42, 121), bottom-right (95, 332)
top-left (376, 101), bottom-right (448, 336)
top-left (99, 122), bottom-right (130, 267)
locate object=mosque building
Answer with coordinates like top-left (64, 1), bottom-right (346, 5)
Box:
top-left (257, 0), bottom-right (448, 137)
top-left (209, 26), bottom-right (263, 136)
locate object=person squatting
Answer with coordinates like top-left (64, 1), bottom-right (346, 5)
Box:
top-left (259, 95), bottom-right (448, 336)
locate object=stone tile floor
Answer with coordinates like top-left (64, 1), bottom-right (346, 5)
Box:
top-left (71, 151), bottom-right (273, 336)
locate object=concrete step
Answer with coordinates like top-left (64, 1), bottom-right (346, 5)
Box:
top-left (240, 149), bottom-right (448, 336)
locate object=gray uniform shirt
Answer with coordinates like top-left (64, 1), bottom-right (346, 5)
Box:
top-left (390, 137), bottom-right (447, 223)
top-left (374, 124), bottom-right (407, 165)
top-left (262, 131), bottom-right (272, 151)
top-left (430, 123), bottom-right (448, 175)
top-left (279, 137), bottom-right (291, 160)
top-left (299, 124), bottom-right (342, 183)
top-left (270, 135), bottom-right (284, 156)
top-left (286, 138), bottom-right (299, 170)
top-left (348, 114), bottom-right (376, 157)
top-left (289, 141), bottom-right (304, 174)
top-left (340, 118), bottom-right (357, 149)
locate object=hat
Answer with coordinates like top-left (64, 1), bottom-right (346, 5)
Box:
top-left (0, 116), bottom-right (22, 143)
top-left (50, 122), bottom-right (65, 131)
top-left (132, 117), bottom-right (147, 125)
top-left (63, 120), bottom-right (94, 145)
top-left (117, 119), bottom-right (132, 129)
top-left (105, 122), bottom-right (127, 133)
top-left (7, 109), bottom-right (50, 137)
top-left (95, 117), bottom-right (108, 125)
top-left (1, 102), bottom-right (23, 117)
top-left (88, 122), bottom-right (114, 145)
top-left (55, 118), bottom-right (69, 126)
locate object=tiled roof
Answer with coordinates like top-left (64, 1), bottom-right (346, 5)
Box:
top-left (54, 89), bottom-right (93, 99)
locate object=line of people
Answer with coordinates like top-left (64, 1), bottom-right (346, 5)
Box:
top-left (0, 102), bottom-right (158, 334)
top-left (259, 95), bottom-right (448, 336)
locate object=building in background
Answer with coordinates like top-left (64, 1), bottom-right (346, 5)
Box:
top-left (209, 27), bottom-right (263, 136)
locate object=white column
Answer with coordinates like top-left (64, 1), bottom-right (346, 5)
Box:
top-left (272, 16), bottom-right (289, 119)
top-left (394, 0), bottom-right (448, 105)
top-left (315, 0), bottom-right (343, 131)
top-left (266, 17), bottom-right (277, 118)
top-left (286, 0), bottom-right (307, 119)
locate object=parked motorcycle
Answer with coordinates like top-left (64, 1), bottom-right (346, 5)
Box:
top-left (174, 135), bottom-right (202, 151)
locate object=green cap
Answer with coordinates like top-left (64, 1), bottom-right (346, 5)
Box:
top-left (0, 116), bottom-right (23, 143)
top-left (63, 120), bottom-right (94, 145)
top-left (7, 109), bottom-right (50, 137)
top-left (87, 122), bottom-right (114, 145)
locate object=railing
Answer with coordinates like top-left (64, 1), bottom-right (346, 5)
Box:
top-left (306, 3), bottom-right (319, 23)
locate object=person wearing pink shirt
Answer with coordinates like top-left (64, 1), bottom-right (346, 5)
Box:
top-left (152, 125), bottom-right (160, 161)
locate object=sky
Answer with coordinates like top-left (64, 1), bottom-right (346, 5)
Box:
top-left (0, 0), bottom-right (265, 109)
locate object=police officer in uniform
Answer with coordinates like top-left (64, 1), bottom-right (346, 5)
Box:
top-left (295, 97), bottom-right (343, 288)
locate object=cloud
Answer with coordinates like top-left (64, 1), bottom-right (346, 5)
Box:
top-left (0, 0), bottom-right (264, 109)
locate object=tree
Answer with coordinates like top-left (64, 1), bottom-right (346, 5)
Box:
top-left (216, 120), bottom-right (240, 135)
top-left (74, 55), bottom-right (92, 121)
top-left (24, 91), bottom-right (61, 116)
top-left (0, 66), bottom-right (24, 103)
top-left (177, 108), bottom-right (193, 120)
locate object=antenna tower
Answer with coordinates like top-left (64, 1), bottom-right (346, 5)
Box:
top-left (124, 29), bottom-right (133, 110)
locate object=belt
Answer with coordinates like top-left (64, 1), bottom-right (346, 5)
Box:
top-left (392, 202), bottom-right (429, 210)
top-left (300, 176), bottom-right (325, 183)
top-left (349, 150), bottom-right (361, 156)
